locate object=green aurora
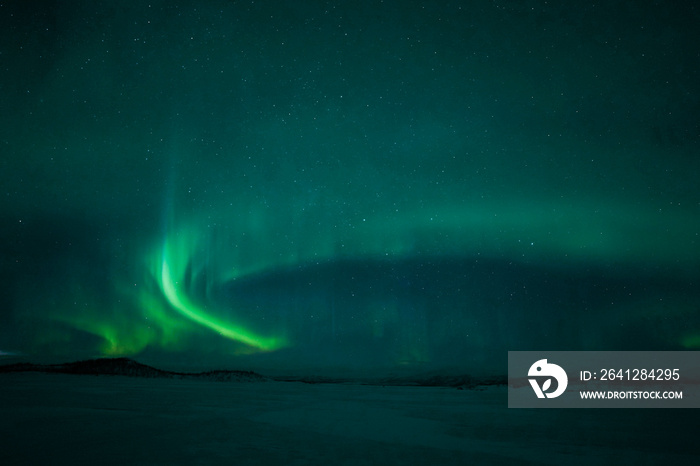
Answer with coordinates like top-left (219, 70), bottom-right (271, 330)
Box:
top-left (1, 1), bottom-right (699, 371)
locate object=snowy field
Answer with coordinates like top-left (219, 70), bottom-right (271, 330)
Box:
top-left (1, 373), bottom-right (697, 465)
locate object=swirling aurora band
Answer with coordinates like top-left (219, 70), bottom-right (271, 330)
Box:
top-left (158, 248), bottom-right (285, 352)
top-left (152, 231), bottom-right (287, 353)
top-left (4, 202), bottom-right (700, 363)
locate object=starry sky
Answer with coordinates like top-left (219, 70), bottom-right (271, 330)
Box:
top-left (1, 1), bottom-right (699, 373)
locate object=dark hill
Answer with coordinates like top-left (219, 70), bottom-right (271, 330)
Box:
top-left (58, 357), bottom-right (174, 378)
top-left (0, 357), bottom-right (269, 382)
top-left (0, 358), bottom-right (505, 387)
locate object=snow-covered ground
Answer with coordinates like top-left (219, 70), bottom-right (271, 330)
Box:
top-left (1, 373), bottom-right (696, 465)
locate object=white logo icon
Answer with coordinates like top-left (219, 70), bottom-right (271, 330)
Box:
top-left (528, 359), bottom-right (568, 399)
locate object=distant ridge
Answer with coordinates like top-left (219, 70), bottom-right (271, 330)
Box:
top-left (0, 357), bottom-right (269, 382)
top-left (376, 373), bottom-right (507, 389)
top-left (0, 358), bottom-right (507, 388)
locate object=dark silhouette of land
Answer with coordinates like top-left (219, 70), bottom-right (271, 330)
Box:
top-left (0, 357), bottom-right (506, 388)
top-left (0, 357), bottom-right (269, 382)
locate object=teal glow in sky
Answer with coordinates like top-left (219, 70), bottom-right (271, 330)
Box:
top-left (0, 1), bottom-right (698, 371)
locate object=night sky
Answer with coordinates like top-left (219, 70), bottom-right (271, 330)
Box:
top-left (1, 1), bottom-right (699, 373)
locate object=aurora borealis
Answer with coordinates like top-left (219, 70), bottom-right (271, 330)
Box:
top-left (1, 1), bottom-right (699, 372)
